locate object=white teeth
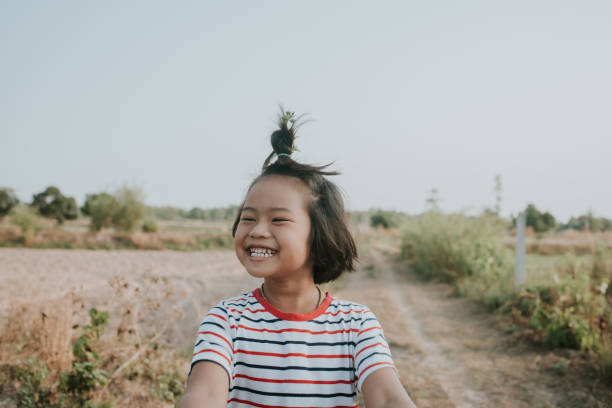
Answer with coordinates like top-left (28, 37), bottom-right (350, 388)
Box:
top-left (248, 247), bottom-right (277, 257)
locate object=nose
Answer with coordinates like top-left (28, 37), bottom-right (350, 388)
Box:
top-left (248, 222), bottom-right (271, 238)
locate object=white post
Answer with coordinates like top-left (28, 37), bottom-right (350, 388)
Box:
top-left (515, 211), bottom-right (526, 291)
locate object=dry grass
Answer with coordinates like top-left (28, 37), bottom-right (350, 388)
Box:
top-left (0, 223), bottom-right (233, 251)
top-left (0, 269), bottom-right (188, 406)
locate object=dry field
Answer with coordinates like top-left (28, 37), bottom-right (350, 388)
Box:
top-left (1, 235), bottom-right (611, 407)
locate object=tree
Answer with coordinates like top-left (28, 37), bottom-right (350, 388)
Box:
top-left (0, 187), bottom-right (19, 218)
top-left (523, 203), bottom-right (556, 233)
top-left (31, 186), bottom-right (78, 223)
top-left (82, 193), bottom-right (119, 231)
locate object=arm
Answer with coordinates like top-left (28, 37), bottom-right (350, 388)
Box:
top-left (177, 361), bottom-right (229, 408)
top-left (362, 366), bottom-right (418, 408)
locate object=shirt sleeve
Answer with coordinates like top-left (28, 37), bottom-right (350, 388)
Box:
top-left (353, 308), bottom-right (396, 393)
top-left (188, 301), bottom-right (234, 386)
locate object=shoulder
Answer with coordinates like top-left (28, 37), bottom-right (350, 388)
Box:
top-left (205, 291), bottom-right (256, 321)
top-left (327, 296), bottom-right (373, 320)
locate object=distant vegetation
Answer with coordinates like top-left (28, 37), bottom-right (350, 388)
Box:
top-left (0, 185), bottom-right (611, 252)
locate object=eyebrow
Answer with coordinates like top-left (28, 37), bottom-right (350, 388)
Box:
top-left (242, 206), bottom-right (293, 213)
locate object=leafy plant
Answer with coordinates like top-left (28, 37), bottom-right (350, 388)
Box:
top-left (60, 308), bottom-right (111, 407)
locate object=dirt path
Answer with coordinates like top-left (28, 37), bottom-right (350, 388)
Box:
top-left (334, 243), bottom-right (611, 408)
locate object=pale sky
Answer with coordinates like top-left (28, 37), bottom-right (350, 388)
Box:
top-left (2, 1), bottom-right (611, 222)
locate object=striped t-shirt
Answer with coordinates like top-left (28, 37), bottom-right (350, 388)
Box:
top-left (189, 288), bottom-right (396, 408)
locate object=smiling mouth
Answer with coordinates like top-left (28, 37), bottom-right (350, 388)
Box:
top-left (247, 247), bottom-right (278, 258)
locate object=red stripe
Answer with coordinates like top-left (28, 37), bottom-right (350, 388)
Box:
top-left (206, 313), bottom-right (227, 322)
top-left (358, 326), bottom-right (382, 335)
top-left (229, 307), bottom-right (267, 314)
top-left (322, 309), bottom-right (362, 316)
top-left (355, 341), bottom-right (389, 359)
top-left (227, 398), bottom-right (357, 408)
top-left (197, 331), bottom-right (234, 353)
top-left (358, 361), bottom-right (394, 380)
top-left (230, 324), bottom-right (359, 335)
top-left (232, 373), bottom-right (353, 384)
top-left (192, 348), bottom-right (231, 367)
top-left (235, 349), bottom-right (352, 359)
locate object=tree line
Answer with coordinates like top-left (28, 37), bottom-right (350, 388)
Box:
top-left (1, 186), bottom-right (611, 234)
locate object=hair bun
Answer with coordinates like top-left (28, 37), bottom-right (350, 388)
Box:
top-left (262, 108), bottom-right (304, 169)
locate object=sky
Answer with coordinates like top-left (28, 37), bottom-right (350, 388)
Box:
top-left (2, 1), bottom-right (611, 222)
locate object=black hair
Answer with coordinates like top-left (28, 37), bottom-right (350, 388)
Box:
top-left (232, 107), bottom-right (358, 284)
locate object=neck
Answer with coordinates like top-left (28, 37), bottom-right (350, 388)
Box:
top-left (261, 276), bottom-right (322, 315)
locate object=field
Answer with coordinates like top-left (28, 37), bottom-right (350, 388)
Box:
top-left (1, 221), bottom-right (611, 407)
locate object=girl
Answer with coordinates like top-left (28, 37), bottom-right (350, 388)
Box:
top-left (178, 110), bottom-right (417, 408)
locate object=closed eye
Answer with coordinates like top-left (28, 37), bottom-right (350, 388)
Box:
top-left (272, 218), bottom-right (287, 223)
top-left (240, 217), bottom-right (255, 222)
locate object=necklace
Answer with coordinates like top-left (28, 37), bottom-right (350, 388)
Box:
top-left (260, 283), bottom-right (322, 311)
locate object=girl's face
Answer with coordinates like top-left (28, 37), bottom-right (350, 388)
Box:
top-left (234, 175), bottom-right (313, 281)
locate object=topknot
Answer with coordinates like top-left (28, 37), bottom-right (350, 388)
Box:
top-left (262, 106), bottom-right (309, 170)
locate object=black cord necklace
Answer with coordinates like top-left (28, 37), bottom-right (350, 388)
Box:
top-left (261, 283), bottom-right (322, 310)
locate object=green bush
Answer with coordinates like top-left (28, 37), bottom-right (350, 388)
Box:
top-left (516, 203), bottom-right (556, 233)
top-left (515, 252), bottom-right (611, 352)
top-left (111, 187), bottom-right (145, 233)
top-left (0, 187), bottom-right (20, 218)
top-left (142, 219), bottom-right (159, 233)
top-left (83, 187), bottom-right (145, 233)
top-left (82, 193), bottom-right (119, 232)
top-left (401, 210), bottom-right (512, 281)
top-left (31, 186), bottom-right (78, 224)
top-left (370, 210), bottom-right (396, 229)
top-left (9, 205), bottom-right (42, 234)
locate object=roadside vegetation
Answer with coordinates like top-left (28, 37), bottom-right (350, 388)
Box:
top-left (398, 208), bottom-right (612, 383)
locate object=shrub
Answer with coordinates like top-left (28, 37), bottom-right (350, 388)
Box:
top-left (142, 219), bottom-right (159, 233)
top-left (83, 187), bottom-right (146, 233)
top-left (401, 210), bottom-right (511, 281)
top-left (9, 205), bottom-right (42, 235)
top-left (82, 193), bottom-right (119, 232)
top-left (0, 187), bottom-right (20, 218)
top-left (111, 187), bottom-right (146, 233)
top-left (370, 210), bottom-right (395, 229)
top-left (31, 186), bottom-right (78, 224)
